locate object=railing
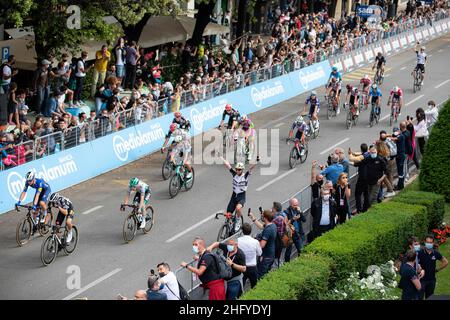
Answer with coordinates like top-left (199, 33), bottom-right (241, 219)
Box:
top-left (1, 10), bottom-right (449, 172)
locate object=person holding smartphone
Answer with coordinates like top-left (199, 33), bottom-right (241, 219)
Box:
top-left (283, 198), bottom-right (306, 262)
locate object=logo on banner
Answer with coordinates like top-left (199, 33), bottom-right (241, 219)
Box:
top-left (7, 156), bottom-right (78, 200)
top-left (190, 102), bottom-right (224, 131)
top-left (250, 82), bottom-right (285, 108)
top-left (113, 126), bottom-right (165, 161)
top-left (298, 66), bottom-right (327, 90)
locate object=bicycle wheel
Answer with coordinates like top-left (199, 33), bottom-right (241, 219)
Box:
top-left (288, 147), bottom-right (298, 169)
top-left (299, 144), bottom-right (308, 163)
top-left (354, 114), bottom-right (359, 126)
top-left (327, 101), bottom-right (332, 120)
top-left (162, 159), bottom-right (173, 180)
top-left (143, 206), bottom-right (154, 234)
top-left (169, 174), bottom-right (181, 198)
top-left (38, 210), bottom-right (53, 237)
top-left (123, 214), bottom-right (138, 243)
top-left (184, 167), bottom-right (195, 191)
top-left (16, 218), bottom-right (32, 247)
top-left (346, 112), bottom-right (352, 129)
top-left (63, 226), bottom-right (78, 255)
top-left (217, 224), bottom-right (230, 242)
top-left (369, 110), bottom-right (374, 127)
top-left (312, 123), bottom-right (319, 139)
top-left (41, 236), bottom-right (58, 266)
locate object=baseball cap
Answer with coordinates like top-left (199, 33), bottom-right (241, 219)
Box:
top-left (41, 59), bottom-right (51, 66)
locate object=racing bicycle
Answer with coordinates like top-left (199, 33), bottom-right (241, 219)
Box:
top-left (162, 147), bottom-right (176, 180)
top-left (369, 102), bottom-right (381, 127)
top-left (345, 103), bottom-right (359, 129)
top-left (168, 161), bottom-right (195, 198)
top-left (15, 204), bottom-right (54, 247)
top-left (286, 138), bottom-right (308, 169)
top-left (41, 223), bottom-right (78, 266)
top-left (374, 68), bottom-right (384, 85)
top-left (358, 91), bottom-right (369, 112)
top-left (233, 129), bottom-right (251, 165)
top-left (413, 69), bottom-right (422, 93)
top-left (121, 204), bottom-right (155, 243)
top-left (303, 114), bottom-right (320, 139)
top-left (389, 100), bottom-right (400, 126)
top-left (326, 90), bottom-right (338, 119)
top-left (214, 210), bottom-right (244, 242)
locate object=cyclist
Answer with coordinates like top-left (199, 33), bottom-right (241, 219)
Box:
top-left (48, 193), bottom-right (75, 243)
top-left (219, 155), bottom-right (259, 232)
top-left (169, 135), bottom-right (193, 180)
top-left (372, 52), bottom-right (386, 80)
top-left (303, 91), bottom-right (320, 127)
top-left (289, 115), bottom-right (307, 146)
top-left (359, 74), bottom-right (372, 108)
top-left (172, 111), bottom-right (191, 131)
top-left (219, 103), bottom-right (240, 131)
top-left (326, 66), bottom-right (342, 102)
top-left (387, 86), bottom-right (404, 116)
top-left (121, 178), bottom-right (151, 229)
top-left (327, 77), bottom-right (341, 114)
top-left (369, 84), bottom-right (382, 115)
top-left (345, 85), bottom-right (360, 117)
top-left (161, 123), bottom-right (190, 153)
top-left (16, 171), bottom-right (51, 225)
top-left (412, 46), bottom-right (427, 86)
top-left (238, 114), bottom-right (256, 161)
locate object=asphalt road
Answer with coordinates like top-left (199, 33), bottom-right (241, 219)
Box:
top-left (0, 34), bottom-right (449, 300)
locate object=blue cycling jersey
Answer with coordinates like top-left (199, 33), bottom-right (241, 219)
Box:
top-left (306, 97), bottom-right (320, 107)
top-left (369, 89), bottom-right (382, 97)
top-left (23, 178), bottom-right (50, 194)
top-left (329, 71), bottom-right (342, 82)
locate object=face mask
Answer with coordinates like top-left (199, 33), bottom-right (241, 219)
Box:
top-left (158, 272), bottom-right (165, 278)
top-left (370, 153), bottom-right (377, 159)
top-left (227, 245), bottom-right (234, 252)
top-left (413, 245), bottom-right (421, 252)
top-left (192, 245), bottom-right (199, 254)
top-left (318, 180), bottom-right (324, 186)
top-left (425, 243), bottom-right (433, 250)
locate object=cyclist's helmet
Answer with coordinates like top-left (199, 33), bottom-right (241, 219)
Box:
top-left (174, 111), bottom-right (181, 118)
top-left (393, 86), bottom-right (399, 93)
top-left (225, 104), bottom-right (232, 111)
top-left (371, 84), bottom-right (377, 89)
top-left (129, 177), bottom-right (139, 188)
top-left (25, 171), bottom-right (35, 182)
top-left (421, 46), bottom-right (425, 50)
top-left (242, 121), bottom-right (250, 131)
top-left (296, 116), bottom-right (304, 124)
top-left (49, 193), bottom-right (62, 204)
top-left (235, 162), bottom-right (245, 170)
top-left (377, 52), bottom-right (382, 56)
top-left (364, 74), bottom-right (369, 80)
top-left (310, 90), bottom-right (317, 97)
top-left (174, 135), bottom-right (183, 143)
top-left (241, 114), bottom-right (248, 121)
top-left (332, 66), bottom-right (338, 72)
top-left (169, 123), bottom-right (177, 132)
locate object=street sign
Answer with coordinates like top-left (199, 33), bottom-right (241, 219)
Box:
top-left (1, 46), bottom-right (9, 63)
top-left (357, 5), bottom-right (383, 18)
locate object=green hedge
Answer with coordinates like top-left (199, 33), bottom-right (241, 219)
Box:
top-left (240, 254), bottom-right (332, 300)
top-left (391, 190), bottom-right (445, 229)
top-left (419, 99), bottom-right (450, 201)
top-left (304, 202), bottom-right (428, 283)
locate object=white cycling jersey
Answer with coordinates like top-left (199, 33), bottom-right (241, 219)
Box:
top-left (128, 181), bottom-right (149, 195)
top-left (417, 52), bottom-right (427, 65)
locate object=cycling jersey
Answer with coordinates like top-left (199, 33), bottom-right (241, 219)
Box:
top-left (375, 56), bottom-right (386, 68)
top-left (292, 121), bottom-right (308, 141)
top-left (166, 128), bottom-right (190, 141)
top-left (349, 94), bottom-right (358, 106)
top-left (172, 116), bottom-right (191, 131)
top-left (369, 89), bottom-right (382, 102)
top-left (222, 109), bottom-right (240, 128)
top-left (23, 178), bottom-right (52, 203)
top-left (360, 78), bottom-right (372, 87)
top-left (329, 71), bottom-right (342, 82)
top-left (230, 169), bottom-right (251, 194)
top-left (306, 96), bottom-right (320, 116)
top-left (128, 181), bottom-right (150, 195)
top-left (53, 196), bottom-right (73, 211)
top-left (390, 89), bottom-right (403, 101)
top-left (416, 52), bottom-right (427, 65)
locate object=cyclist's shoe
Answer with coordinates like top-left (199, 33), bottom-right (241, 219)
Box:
top-left (336, 107), bottom-right (340, 115)
top-left (66, 230), bottom-right (73, 243)
top-left (139, 217), bottom-right (146, 230)
top-left (186, 171), bottom-right (193, 180)
top-left (234, 217), bottom-right (242, 233)
top-left (39, 213), bottom-right (46, 224)
top-left (300, 148), bottom-right (306, 156)
top-left (421, 81), bottom-right (424, 86)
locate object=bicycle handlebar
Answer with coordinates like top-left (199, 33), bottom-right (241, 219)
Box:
top-left (15, 204), bottom-right (34, 212)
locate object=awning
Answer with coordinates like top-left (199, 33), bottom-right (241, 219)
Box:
top-left (139, 15), bottom-right (229, 48)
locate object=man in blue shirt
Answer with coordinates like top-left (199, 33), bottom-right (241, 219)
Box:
top-left (320, 153), bottom-right (344, 185)
top-left (399, 250), bottom-right (422, 300)
top-left (17, 171), bottom-right (52, 225)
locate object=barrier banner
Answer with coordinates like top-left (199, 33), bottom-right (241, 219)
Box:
top-left (435, 23), bottom-right (443, 33)
top-left (443, 21), bottom-right (449, 31)
top-left (342, 54), bottom-right (355, 71)
top-left (382, 40), bottom-right (392, 55)
top-left (407, 31), bottom-right (416, 44)
top-left (330, 57), bottom-right (345, 73)
top-left (0, 61), bottom-right (331, 214)
top-left (390, 37), bottom-right (401, 51)
top-left (353, 49), bottom-right (365, 66)
top-left (448, 21), bottom-right (450, 29)
top-left (373, 42), bottom-right (384, 56)
top-left (362, 45), bottom-right (375, 63)
top-left (415, 29), bottom-right (423, 42)
top-left (399, 35), bottom-right (408, 48)
top-left (423, 27), bottom-right (430, 38)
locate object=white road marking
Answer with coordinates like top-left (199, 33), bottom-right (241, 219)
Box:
top-left (384, 74), bottom-right (391, 77)
top-left (435, 79), bottom-right (450, 88)
top-left (319, 138), bottom-right (350, 155)
top-left (400, 66), bottom-right (407, 70)
top-left (274, 122), bottom-right (285, 128)
top-left (166, 213), bottom-right (218, 243)
top-left (438, 49), bottom-right (443, 52)
top-left (261, 110), bottom-right (300, 129)
top-left (381, 114), bottom-right (391, 121)
top-left (62, 268), bottom-right (122, 300)
top-left (81, 205), bottom-right (103, 215)
top-left (405, 94), bottom-right (424, 106)
top-left (256, 169), bottom-right (298, 192)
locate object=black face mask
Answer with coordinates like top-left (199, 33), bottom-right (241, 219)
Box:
top-left (317, 180), bottom-right (324, 186)
top-left (158, 272), bottom-right (165, 278)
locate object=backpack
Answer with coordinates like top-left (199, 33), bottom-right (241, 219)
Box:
top-left (208, 252), bottom-right (233, 280)
top-left (386, 138), bottom-right (397, 157)
top-left (274, 213), bottom-right (292, 248)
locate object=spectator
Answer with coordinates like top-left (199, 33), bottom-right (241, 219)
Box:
top-left (319, 153), bottom-right (344, 185)
top-left (125, 41), bottom-right (140, 90)
top-left (402, 236), bottom-right (425, 279)
top-left (117, 290), bottom-right (147, 300)
top-left (417, 235), bottom-right (448, 299)
top-left (335, 147), bottom-right (349, 174)
top-left (335, 172), bottom-right (351, 224)
top-left (114, 37), bottom-right (127, 89)
top-left (311, 186), bottom-right (337, 239)
top-left (156, 262), bottom-right (180, 300)
top-left (310, 160), bottom-right (324, 200)
top-left (146, 274), bottom-right (167, 300)
top-left (33, 59), bottom-right (52, 115)
top-left (283, 198), bottom-right (306, 262)
top-left (378, 130), bottom-right (397, 198)
top-left (91, 45), bottom-right (112, 97)
top-left (406, 117), bottom-right (420, 170)
top-left (390, 123), bottom-right (407, 190)
top-left (248, 209), bottom-right (277, 279)
top-left (207, 239), bottom-right (246, 300)
top-left (349, 143), bottom-right (369, 213)
top-left (180, 237), bottom-right (226, 300)
top-left (74, 51), bottom-right (91, 106)
top-left (17, 89), bottom-right (30, 127)
top-left (375, 140), bottom-right (395, 200)
top-left (1, 55), bottom-right (18, 94)
top-left (237, 222), bottom-right (262, 289)
top-left (7, 82), bottom-right (19, 127)
top-left (271, 201), bottom-right (288, 266)
top-left (424, 100), bottom-right (438, 128)
top-left (399, 250), bottom-right (422, 300)
top-left (414, 107), bottom-right (428, 157)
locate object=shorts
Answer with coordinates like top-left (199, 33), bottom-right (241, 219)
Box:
top-left (133, 189), bottom-right (151, 205)
top-left (309, 105), bottom-right (319, 116)
top-left (38, 188), bottom-right (52, 204)
top-left (295, 130), bottom-right (304, 140)
top-left (415, 64), bottom-right (425, 73)
top-left (116, 65), bottom-right (125, 78)
top-left (56, 204), bottom-right (75, 226)
top-left (227, 192), bottom-right (246, 213)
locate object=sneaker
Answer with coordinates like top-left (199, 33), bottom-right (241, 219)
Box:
top-left (384, 191), bottom-right (396, 198)
top-left (66, 230), bottom-right (73, 243)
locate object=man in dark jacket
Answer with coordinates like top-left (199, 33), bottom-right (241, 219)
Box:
top-left (311, 187), bottom-right (337, 239)
top-left (283, 198), bottom-right (306, 262)
top-left (391, 122), bottom-right (409, 190)
top-left (349, 143), bottom-right (369, 213)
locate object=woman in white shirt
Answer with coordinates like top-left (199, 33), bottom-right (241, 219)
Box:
top-left (424, 100), bottom-right (439, 128)
top-left (414, 107), bottom-right (428, 157)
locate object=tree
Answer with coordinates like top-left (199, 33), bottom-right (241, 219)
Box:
top-left (190, 0), bottom-right (217, 47)
top-left (236, 0), bottom-right (248, 40)
top-left (0, 0), bottom-right (33, 26)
